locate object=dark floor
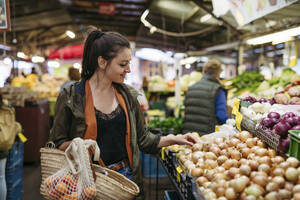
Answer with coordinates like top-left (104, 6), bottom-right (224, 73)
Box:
top-left (22, 163), bottom-right (175, 200)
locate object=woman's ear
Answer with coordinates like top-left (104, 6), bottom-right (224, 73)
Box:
top-left (98, 56), bottom-right (107, 70)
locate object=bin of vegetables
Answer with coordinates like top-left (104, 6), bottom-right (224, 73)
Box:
top-left (288, 130), bottom-right (300, 160)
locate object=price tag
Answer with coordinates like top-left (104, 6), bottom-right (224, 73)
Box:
top-left (232, 98), bottom-right (241, 115)
top-left (215, 125), bottom-right (221, 132)
top-left (161, 147), bottom-right (165, 160)
top-left (18, 133), bottom-right (27, 143)
top-left (176, 166), bottom-right (183, 182)
top-left (235, 112), bottom-right (243, 131)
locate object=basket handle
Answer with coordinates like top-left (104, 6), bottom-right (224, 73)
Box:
top-left (45, 141), bottom-right (56, 149)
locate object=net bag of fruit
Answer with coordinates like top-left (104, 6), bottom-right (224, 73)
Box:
top-left (44, 137), bottom-right (99, 200)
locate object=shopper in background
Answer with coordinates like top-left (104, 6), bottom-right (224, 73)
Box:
top-left (183, 59), bottom-right (229, 135)
top-left (0, 93), bottom-right (8, 200)
top-left (49, 26), bottom-right (199, 199)
top-left (60, 67), bottom-right (81, 91)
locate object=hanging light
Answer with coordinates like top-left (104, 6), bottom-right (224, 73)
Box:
top-left (66, 30), bottom-right (75, 39)
top-left (32, 56), bottom-right (45, 63)
top-left (17, 52), bottom-right (28, 59)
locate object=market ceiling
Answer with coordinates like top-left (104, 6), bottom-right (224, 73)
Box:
top-left (3, 0), bottom-right (300, 58)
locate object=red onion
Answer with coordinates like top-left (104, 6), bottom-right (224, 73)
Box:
top-left (292, 125), bottom-right (300, 130)
top-left (279, 136), bottom-right (290, 152)
top-left (261, 118), bottom-right (276, 128)
top-left (267, 112), bottom-right (280, 119)
top-left (273, 121), bottom-right (291, 137)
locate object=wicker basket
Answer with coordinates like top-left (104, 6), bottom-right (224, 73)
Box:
top-left (40, 147), bottom-right (140, 200)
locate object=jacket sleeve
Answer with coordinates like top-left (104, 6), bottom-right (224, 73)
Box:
top-left (134, 97), bottom-right (161, 154)
top-left (49, 89), bottom-right (72, 148)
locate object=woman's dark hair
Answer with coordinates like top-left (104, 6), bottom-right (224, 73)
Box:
top-left (81, 26), bottom-right (130, 79)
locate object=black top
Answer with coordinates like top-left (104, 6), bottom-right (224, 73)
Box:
top-left (95, 104), bottom-right (128, 166)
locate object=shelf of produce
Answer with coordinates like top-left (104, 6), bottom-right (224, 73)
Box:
top-left (158, 149), bottom-right (204, 200)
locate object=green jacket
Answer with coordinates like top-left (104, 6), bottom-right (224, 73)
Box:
top-left (183, 74), bottom-right (223, 135)
top-left (49, 78), bottom-right (161, 199)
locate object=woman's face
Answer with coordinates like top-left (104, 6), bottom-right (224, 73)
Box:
top-left (105, 48), bottom-right (131, 83)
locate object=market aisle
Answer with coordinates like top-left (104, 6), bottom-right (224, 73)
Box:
top-left (22, 163), bottom-right (174, 200)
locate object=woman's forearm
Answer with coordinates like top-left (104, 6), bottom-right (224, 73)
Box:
top-left (157, 135), bottom-right (176, 148)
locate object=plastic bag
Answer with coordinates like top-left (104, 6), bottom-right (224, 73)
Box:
top-left (44, 138), bottom-right (100, 200)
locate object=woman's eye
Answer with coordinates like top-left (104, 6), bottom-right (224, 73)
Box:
top-left (120, 64), bottom-right (127, 67)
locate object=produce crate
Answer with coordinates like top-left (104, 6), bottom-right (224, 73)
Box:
top-left (288, 130), bottom-right (300, 160)
top-left (241, 115), bottom-right (256, 134)
top-left (254, 124), bottom-right (281, 152)
top-left (164, 190), bottom-right (180, 200)
top-left (5, 138), bottom-right (24, 200)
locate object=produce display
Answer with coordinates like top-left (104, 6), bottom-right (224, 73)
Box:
top-left (147, 116), bottom-right (183, 134)
top-left (168, 130), bottom-right (300, 200)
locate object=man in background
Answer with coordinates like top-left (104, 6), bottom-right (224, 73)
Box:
top-left (183, 59), bottom-right (229, 135)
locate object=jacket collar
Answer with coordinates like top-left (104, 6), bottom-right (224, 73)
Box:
top-left (202, 74), bottom-right (220, 84)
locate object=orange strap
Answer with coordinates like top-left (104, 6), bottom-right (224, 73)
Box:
top-left (83, 81), bottom-right (133, 168)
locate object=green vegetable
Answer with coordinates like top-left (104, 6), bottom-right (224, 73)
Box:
top-left (147, 116), bottom-right (183, 134)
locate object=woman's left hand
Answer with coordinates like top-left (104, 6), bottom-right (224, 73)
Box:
top-left (157, 133), bottom-right (201, 148)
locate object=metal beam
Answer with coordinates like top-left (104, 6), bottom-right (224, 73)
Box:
top-left (183, 6), bottom-right (200, 24)
top-left (191, 0), bottom-right (242, 35)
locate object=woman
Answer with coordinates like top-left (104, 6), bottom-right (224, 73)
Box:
top-left (49, 27), bottom-right (198, 199)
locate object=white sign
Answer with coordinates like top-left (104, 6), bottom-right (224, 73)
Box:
top-left (226, 0), bottom-right (297, 26)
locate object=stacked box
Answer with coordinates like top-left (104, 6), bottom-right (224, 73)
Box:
top-left (5, 138), bottom-right (24, 200)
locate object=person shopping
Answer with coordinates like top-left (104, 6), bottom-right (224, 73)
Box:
top-left (49, 26), bottom-right (199, 199)
top-left (183, 59), bottom-right (229, 135)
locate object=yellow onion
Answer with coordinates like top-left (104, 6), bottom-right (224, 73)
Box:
top-left (279, 161), bottom-right (290, 170)
top-left (252, 175), bottom-right (268, 187)
top-left (215, 166), bottom-right (226, 173)
top-left (246, 138), bottom-right (256, 148)
top-left (240, 164), bottom-right (251, 176)
top-left (285, 167), bottom-right (299, 182)
top-left (205, 159), bottom-right (218, 169)
top-left (191, 168), bottom-right (203, 177)
top-left (294, 193), bottom-right (300, 200)
top-left (205, 152), bottom-right (217, 160)
top-left (216, 187), bottom-right (225, 197)
top-left (214, 137), bottom-right (224, 145)
top-left (258, 156), bottom-right (271, 165)
top-left (225, 187), bottom-right (236, 200)
top-left (220, 149), bottom-right (228, 157)
top-left (258, 164), bottom-right (270, 174)
top-left (217, 155), bottom-right (228, 166)
top-left (232, 176), bottom-right (248, 193)
top-left (278, 189), bottom-right (292, 199)
top-left (255, 148), bottom-right (267, 157)
top-left (241, 148), bottom-right (251, 158)
top-left (192, 143), bottom-right (203, 152)
top-left (230, 150), bottom-right (241, 161)
top-left (223, 159), bottom-right (234, 170)
top-left (229, 138), bottom-right (240, 147)
top-left (249, 160), bottom-right (259, 171)
top-left (229, 167), bottom-right (240, 178)
top-left (284, 181), bottom-right (294, 192)
top-left (294, 185), bottom-right (300, 193)
top-left (272, 176), bottom-right (285, 188)
top-left (272, 167), bottom-right (285, 177)
top-left (196, 177), bottom-right (208, 186)
top-left (237, 143), bottom-right (247, 150)
top-left (247, 153), bottom-right (256, 160)
top-left (267, 148), bottom-right (276, 158)
top-left (272, 156), bottom-right (285, 165)
top-left (210, 146), bottom-right (221, 156)
top-left (287, 157), bottom-right (299, 168)
top-left (218, 142), bottom-right (228, 150)
top-left (266, 182), bottom-right (279, 192)
top-left (192, 151), bottom-right (204, 164)
top-left (257, 140), bottom-right (266, 148)
top-left (239, 131), bottom-right (252, 142)
top-left (265, 192), bottom-right (278, 200)
top-left (239, 158), bottom-right (248, 166)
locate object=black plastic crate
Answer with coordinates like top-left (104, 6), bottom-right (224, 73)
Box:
top-left (5, 138), bottom-right (24, 200)
top-left (164, 190), bottom-right (180, 200)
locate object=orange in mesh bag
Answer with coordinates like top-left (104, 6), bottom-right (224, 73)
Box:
top-left (44, 138), bottom-right (99, 200)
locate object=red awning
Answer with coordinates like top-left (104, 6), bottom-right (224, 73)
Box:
top-left (48, 44), bottom-right (84, 59)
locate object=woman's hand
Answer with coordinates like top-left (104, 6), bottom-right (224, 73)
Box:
top-left (157, 133), bottom-right (200, 148)
top-left (58, 141), bottom-right (72, 151)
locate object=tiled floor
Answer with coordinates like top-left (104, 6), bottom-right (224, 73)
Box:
top-left (21, 163), bottom-right (175, 200)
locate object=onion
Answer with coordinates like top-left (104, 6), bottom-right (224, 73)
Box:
top-left (252, 175), bottom-right (268, 187)
top-left (266, 182), bottom-right (279, 192)
top-left (245, 184), bottom-right (264, 197)
top-left (217, 197), bottom-right (227, 200)
top-left (247, 153), bottom-right (256, 160)
top-left (209, 146), bottom-right (221, 156)
top-left (273, 121), bottom-right (291, 137)
top-left (272, 167), bottom-right (285, 176)
top-left (240, 165), bottom-right (251, 176)
top-left (267, 148), bottom-right (276, 158)
top-left (284, 182), bottom-right (294, 192)
top-left (256, 140), bottom-right (266, 148)
top-left (229, 167), bottom-right (240, 178)
top-left (259, 156), bottom-right (271, 165)
top-left (217, 155), bottom-right (228, 166)
top-left (191, 168), bottom-right (203, 177)
top-left (192, 151), bottom-right (203, 164)
top-left (232, 177), bottom-right (248, 192)
top-left (279, 161), bottom-right (290, 169)
top-left (251, 146), bottom-right (260, 153)
top-left (239, 131), bottom-right (252, 142)
top-left (292, 125), bottom-right (300, 130)
top-left (204, 191), bottom-right (217, 200)
top-left (294, 193), bottom-right (300, 200)
top-left (249, 160), bottom-right (259, 170)
top-left (215, 166), bottom-right (226, 173)
top-left (205, 152), bottom-right (217, 160)
top-left (237, 143), bottom-right (247, 150)
top-left (218, 142), bottom-right (228, 150)
top-left (258, 164), bottom-right (271, 174)
top-left (214, 173), bottom-right (227, 181)
top-left (220, 149), bottom-right (228, 157)
top-left (261, 117), bottom-right (276, 128)
top-left (246, 138), bottom-right (256, 148)
top-left (184, 160), bottom-right (194, 169)
top-left (294, 185), bottom-right (300, 193)
top-left (216, 187), bottom-right (225, 197)
top-left (229, 138), bottom-right (240, 147)
top-left (196, 177), bottom-right (208, 186)
top-left (278, 189), bottom-right (292, 199)
top-left (230, 150), bottom-right (241, 160)
top-left (272, 176), bottom-right (285, 188)
top-left (241, 148), bottom-right (251, 158)
top-left (205, 159), bottom-right (218, 169)
top-left (272, 156), bottom-right (284, 165)
top-left (255, 148), bottom-right (267, 157)
top-left (245, 195), bottom-right (256, 200)
top-left (287, 157), bottom-right (299, 168)
top-left (225, 187), bottom-right (236, 200)
top-left (279, 136), bottom-right (290, 152)
top-left (285, 167), bottom-right (299, 182)
top-left (214, 137), bottom-right (224, 145)
top-left (239, 158), bottom-right (248, 166)
top-left (265, 192), bottom-right (278, 200)
top-left (268, 112), bottom-right (280, 119)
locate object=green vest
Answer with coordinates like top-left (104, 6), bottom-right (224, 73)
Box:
top-left (183, 74), bottom-right (222, 135)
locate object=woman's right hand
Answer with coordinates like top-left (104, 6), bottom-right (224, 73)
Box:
top-left (58, 141), bottom-right (72, 151)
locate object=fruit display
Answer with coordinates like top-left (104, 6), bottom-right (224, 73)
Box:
top-left (45, 173), bottom-right (96, 200)
top-left (172, 130), bottom-right (300, 200)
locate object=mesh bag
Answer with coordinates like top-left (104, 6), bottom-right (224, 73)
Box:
top-left (44, 138), bottom-right (99, 200)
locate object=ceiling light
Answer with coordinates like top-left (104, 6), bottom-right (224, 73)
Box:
top-left (47, 61), bottom-right (60, 68)
top-left (200, 14), bottom-right (212, 23)
top-left (66, 30), bottom-right (75, 39)
top-left (32, 56), bottom-right (45, 63)
top-left (185, 64), bottom-right (191, 69)
top-left (246, 26), bottom-right (300, 45)
top-left (73, 63), bottom-right (81, 69)
top-left (17, 52), bottom-right (28, 59)
top-left (3, 57), bottom-right (12, 65)
top-left (272, 36), bottom-right (294, 45)
top-left (180, 57), bottom-right (197, 65)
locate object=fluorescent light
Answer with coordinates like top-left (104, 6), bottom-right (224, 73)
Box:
top-left (66, 30), bottom-right (75, 39)
top-left (73, 63), bottom-right (81, 69)
top-left (32, 56), bottom-right (45, 63)
top-left (47, 61), bottom-right (60, 68)
top-left (200, 14), bottom-right (212, 23)
top-left (247, 26), bottom-right (300, 45)
top-left (272, 36), bottom-right (294, 45)
top-left (180, 57), bottom-right (197, 65)
top-left (17, 52), bottom-right (28, 59)
top-left (3, 57), bottom-right (12, 65)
